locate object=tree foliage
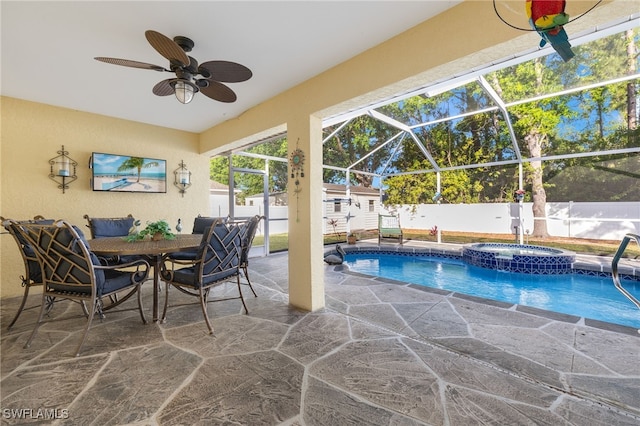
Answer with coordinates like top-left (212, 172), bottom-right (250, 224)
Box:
top-left (382, 28), bottom-right (639, 228)
top-left (210, 29), bottom-right (639, 222)
top-left (210, 137), bottom-right (289, 203)
top-left (322, 115), bottom-right (399, 186)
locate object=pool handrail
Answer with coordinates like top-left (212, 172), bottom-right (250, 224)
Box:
top-left (611, 233), bottom-right (640, 309)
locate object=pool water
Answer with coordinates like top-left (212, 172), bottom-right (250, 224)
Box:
top-left (343, 253), bottom-right (640, 329)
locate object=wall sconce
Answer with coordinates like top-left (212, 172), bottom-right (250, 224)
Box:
top-left (173, 160), bottom-right (192, 197)
top-left (49, 145), bottom-right (77, 193)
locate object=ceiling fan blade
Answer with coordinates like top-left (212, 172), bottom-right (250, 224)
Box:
top-left (200, 81), bottom-right (237, 103)
top-left (152, 79), bottom-right (176, 96)
top-left (145, 30), bottom-right (189, 66)
top-left (94, 57), bottom-right (167, 72)
top-left (199, 61), bottom-right (252, 83)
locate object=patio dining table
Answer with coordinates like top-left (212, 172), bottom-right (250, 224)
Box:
top-left (89, 234), bottom-right (202, 322)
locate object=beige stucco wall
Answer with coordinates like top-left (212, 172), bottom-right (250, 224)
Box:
top-left (1, 97), bottom-right (208, 298)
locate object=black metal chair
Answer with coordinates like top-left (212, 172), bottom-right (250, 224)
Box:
top-left (17, 220), bottom-right (150, 356)
top-left (160, 218), bottom-right (247, 334)
top-left (1, 216), bottom-right (55, 330)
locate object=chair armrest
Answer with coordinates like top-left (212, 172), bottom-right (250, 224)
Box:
top-left (160, 253), bottom-right (201, 266)
top-left (94, 258), bottom-right (151, 272)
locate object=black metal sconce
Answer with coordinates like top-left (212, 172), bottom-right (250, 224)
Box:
top-left (173, 160), bottom-right (192, 197)
top-left (49, 145), bottom-right (77, 193)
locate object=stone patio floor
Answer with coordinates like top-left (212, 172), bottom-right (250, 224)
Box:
top-left (1, 246), bottom-right (639, 425)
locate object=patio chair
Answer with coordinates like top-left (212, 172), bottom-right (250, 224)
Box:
top-left (236, 215), bottom-right (264, 297)
top-left (17, 220), bottom-right (150, 356)
top-left (83, 213), bottom-right (136, 238)
top-left (1, 216), bottom-right (55, 330)
top-left (168, 215), bottom-right (230, 261)
top-left (160, 218), bottom-right (248, 334)
top-left (83, 213), bottom-right (140, 264)
top-left (378, 214), bottom-right (403, 245)
top-left (193, 214), bottom-right (230, 233)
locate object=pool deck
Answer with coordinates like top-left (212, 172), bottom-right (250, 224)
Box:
top-left (0, 242), bottom-right (639, 424)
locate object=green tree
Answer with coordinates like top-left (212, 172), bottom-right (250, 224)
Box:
top-left (210, 137), bottom-right (289, 202)
top-left (323, 115), bottom-right (398, 187)
top-left (382, 82), bottom-right (516, 204)
top-left (541, 29), bottom-right (639, 202)
top-left (386, 28), bottom-right (638, 214)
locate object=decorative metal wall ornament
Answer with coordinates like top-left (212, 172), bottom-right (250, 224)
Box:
top-left (173, 160), bottom-right (192, 197)
top-left (49, 145), bottom-right (77, 193)
top-left (289, 138), bottom-right (305, 222)
top-left (289, 149), bottom-right (305, 179)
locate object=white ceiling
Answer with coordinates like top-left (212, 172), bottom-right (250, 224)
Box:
top-left (1, 1), bottom-right (461, 133)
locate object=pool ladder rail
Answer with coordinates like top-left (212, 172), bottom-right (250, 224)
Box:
top-left (611, 233), bottom-right (640, 311)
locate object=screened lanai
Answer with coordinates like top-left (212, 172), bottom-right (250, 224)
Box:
top-left (218, 17), bottom-right (639, 243)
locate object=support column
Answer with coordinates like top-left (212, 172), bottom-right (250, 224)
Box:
top-left (287, 114), bottom-right (324, 311)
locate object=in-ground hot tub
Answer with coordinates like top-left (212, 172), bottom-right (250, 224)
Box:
top-left (462, 243), bottom-right (576, 274)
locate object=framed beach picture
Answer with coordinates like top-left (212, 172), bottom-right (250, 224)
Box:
top-left (91, 152), bottom-right (167, 193)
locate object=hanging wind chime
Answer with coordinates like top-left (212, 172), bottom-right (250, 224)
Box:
top-left (289, 138), bottom-right (305, 222)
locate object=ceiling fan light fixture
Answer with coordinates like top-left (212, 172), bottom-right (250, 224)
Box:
top-left (96, 30), bottom-right (251, 104)
top-left (174, 80), bottom-right (196, 104)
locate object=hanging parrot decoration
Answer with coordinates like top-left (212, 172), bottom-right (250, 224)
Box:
top-left (526, 0), bottom-right (575, 61)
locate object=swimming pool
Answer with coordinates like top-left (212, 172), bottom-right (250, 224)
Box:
top-left (343, 252), bottom-right (640, 329)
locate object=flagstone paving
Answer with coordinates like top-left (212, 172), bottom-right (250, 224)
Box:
top-left (1, 250), bottom-right (638, 425)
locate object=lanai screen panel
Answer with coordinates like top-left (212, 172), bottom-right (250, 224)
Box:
top-left (410, 111), bottom-right (517, 169)
top-left (376, 80), bottom-right (497, 126)
top-left (510, 81), bottom-right (640, 160)
top-left (542, 152), bottom-right (640, 202)
top-left (486, 28), bottom-right (638, 104)
top-left (322, 114), bottom-right (399, 176)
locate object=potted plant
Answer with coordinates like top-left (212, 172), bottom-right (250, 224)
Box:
top-left (347, 232), bottom-right (357, 245)
top-left (126, 220), bottom-right (175, 241)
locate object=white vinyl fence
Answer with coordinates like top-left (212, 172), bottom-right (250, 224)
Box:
top-left (214, 197), bottom-right (639, 242)
top-left (383, 202), bottom-right (640, 241)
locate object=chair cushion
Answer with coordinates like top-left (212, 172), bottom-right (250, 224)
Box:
top-left (192, 217), bottom-right (218, 234)
top-left (100, 269), bottom-right (145, 295)
top-left (166, 219), bottom-right (217, 260)
top-left (5, 218), bottom-right (54, 258)
top-left (167, 251), bottom-right (198, 261)
top-left (166, 218), bottom-right (213, 260)
top-left (163, 223), bottom-right (240, 289)
top-left (27, 259), bottom-right (42, 283)
top-left (239, 216), bottom-right (261, 264)
top-left (169, 266), bottom-right (238, 288)
top-left (91, 217), bottom-right (134, 238)
top-left (4, 218), bottom-right (56, 285)
top-left (72, 226), bottom-right (106, 291)
top-left (48, 226), bottom-right (141, 297)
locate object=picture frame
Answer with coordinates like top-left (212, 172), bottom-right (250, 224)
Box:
top-left (91, 152), bottom-right (167, 193)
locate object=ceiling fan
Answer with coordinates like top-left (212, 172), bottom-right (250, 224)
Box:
top-left (95, 30), bottom-right (252, 104)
